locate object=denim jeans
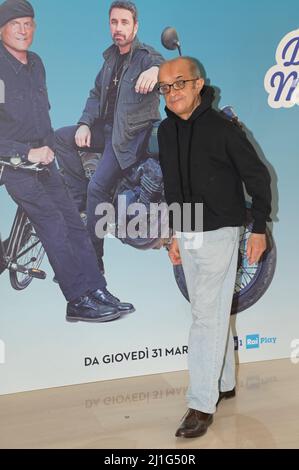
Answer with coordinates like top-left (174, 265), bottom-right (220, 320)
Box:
top-left (2, 162), bottom-right (106, 301)
top-left (55, 124), bottom-right (148, 265)
top-left (177, 226), bottom-right (240, 414)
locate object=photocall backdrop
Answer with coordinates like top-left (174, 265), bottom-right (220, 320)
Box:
top-left (0, 0), bottom-right (298, 394)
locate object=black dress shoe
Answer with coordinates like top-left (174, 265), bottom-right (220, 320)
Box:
top-left (216, 388), bottom-right (236, 406)
top-left (66, 294), bottom-right (120, 323)
top-left (91, 288), bottom-right (135, 314)
top-left (175, 409), bottom-right (213, 438)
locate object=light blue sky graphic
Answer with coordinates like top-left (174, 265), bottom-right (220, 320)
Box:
top-left (0, 0), bottom-right (298, 393)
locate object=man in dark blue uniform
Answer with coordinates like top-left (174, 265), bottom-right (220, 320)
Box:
top-left (0, 0), bottom-right (133, 322)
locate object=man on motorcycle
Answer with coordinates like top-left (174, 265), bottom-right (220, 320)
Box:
top-left (55, 1), bottom-right (164, 311)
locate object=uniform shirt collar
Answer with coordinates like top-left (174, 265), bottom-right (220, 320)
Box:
top-left (0, 40), bottom-right (35, 74)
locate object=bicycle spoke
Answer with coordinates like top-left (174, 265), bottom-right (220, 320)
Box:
top-left (12, 238), bottom-right (40, 262)
top-left (9, 217), bottom-right (45, 289)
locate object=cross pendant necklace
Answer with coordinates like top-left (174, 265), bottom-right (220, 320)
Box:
top-left (113, 54), bottom-right (125, 87)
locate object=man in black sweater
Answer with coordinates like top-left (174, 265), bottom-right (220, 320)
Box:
top-left (157, 57), bottom-right (272, 438)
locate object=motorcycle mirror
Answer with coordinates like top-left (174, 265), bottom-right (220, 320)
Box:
top-left (161, 27), bottom-right (182, 56)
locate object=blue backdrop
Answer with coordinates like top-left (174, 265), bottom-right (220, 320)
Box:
top-left (0, 0), bottom-right (298, 394)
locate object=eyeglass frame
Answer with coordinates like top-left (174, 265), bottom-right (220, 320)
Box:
top-left (157, 77), bottom-right (200, 95)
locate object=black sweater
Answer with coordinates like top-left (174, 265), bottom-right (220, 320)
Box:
top-left (158, 86), bottom-right (272, 233)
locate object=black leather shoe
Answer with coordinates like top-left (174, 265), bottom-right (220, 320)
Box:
top-left (217, 388), bottom-right (236, 406)
top-left (66, 294), bottom-right (121, 323)
top-left (92, 288), bottom-right (135, 314)
top-left (175, 409), bottom-right (213, 438)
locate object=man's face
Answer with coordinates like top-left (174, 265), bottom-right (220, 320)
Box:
top-left (158, 59), bottom-right (204, 119)
top-left (0, 17), bottom-right (35, 52)
top-left (110, 8), bottom-right (138, 49)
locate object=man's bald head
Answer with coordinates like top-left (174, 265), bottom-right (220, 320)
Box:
top-left (159, 56), bottom-right (201, 82)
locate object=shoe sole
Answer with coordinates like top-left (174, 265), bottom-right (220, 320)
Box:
top-left (120, 307), bottom-right (136, 315)
top-left (216, 389), bottom-right (236, 406)
top-left (66, 312), bottom-right (121, 323)
top-left (175, 415), bottom-right (213, 439)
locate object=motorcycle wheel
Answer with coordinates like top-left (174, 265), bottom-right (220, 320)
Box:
top-left (173, 218), bottom-right (276, 315)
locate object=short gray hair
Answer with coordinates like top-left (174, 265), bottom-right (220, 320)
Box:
top-left (182, 56), bottom-right (202, 78)
top-left (159, 56), bottom-right (202, 80)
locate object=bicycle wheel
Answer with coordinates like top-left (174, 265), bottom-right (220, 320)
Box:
top-left (8, 208), bottom-right (45, 290)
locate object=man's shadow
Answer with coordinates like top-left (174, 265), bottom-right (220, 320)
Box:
top-left (193, 58), bottom-right (279, 363)
top-left (194, 58), bottom-right (278, 229)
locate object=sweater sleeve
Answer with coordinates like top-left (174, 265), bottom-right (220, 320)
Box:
top-left (158, 125), bottom-right (177, 205)
top-left (226, 125), bottom-right (272, 233)
top-left (158, 124), bottom-right (182, 231)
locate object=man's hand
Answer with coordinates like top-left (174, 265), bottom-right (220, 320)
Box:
top-left (135, 66), bottom-right (159, 94)
top-left (28, 146), bottom-right (54, 165)
top-left (75, 125), bottom-right (91, 148)
top-left (168, 237), bottom-right (182, 265)
top-left (247, 233), bottom-right (267, 265)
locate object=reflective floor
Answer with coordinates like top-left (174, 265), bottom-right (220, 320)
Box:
top-left (0, 358), bottom-right (298, 449)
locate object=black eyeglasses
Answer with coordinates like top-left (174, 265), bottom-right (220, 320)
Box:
top-left (158, 78), bottom-right (199, 95)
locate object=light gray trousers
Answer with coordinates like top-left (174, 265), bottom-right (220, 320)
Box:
top-left (177, 226), bottom-right (240, 414)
